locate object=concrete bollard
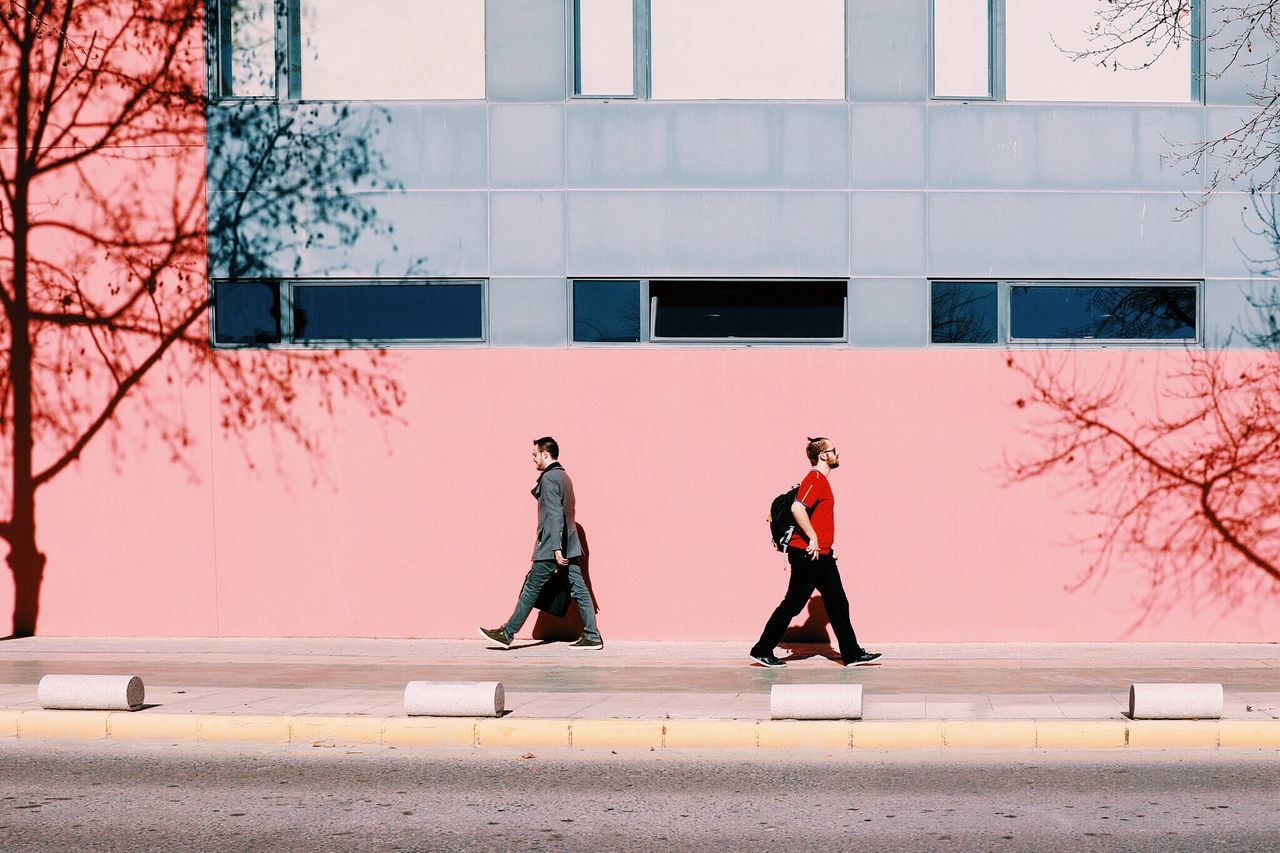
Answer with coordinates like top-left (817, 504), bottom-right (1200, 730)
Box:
top-left (770, 683), bottom-right (863, 720)
top-left (404, 681), bottom-right (505, 717)
top-left (1129, 683), bottom-right (1223, 720)
top-left (38, 674), bottom-right (145, 711)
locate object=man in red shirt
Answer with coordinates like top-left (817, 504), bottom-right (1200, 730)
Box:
top-left (750, 437), bottom-right (881, 668)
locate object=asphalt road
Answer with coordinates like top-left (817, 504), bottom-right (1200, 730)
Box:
top-left (1, 742), bottom-right (1278, 851)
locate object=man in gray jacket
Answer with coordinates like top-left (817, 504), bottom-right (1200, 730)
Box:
top-left (480, 437), bottom-right (603, 650)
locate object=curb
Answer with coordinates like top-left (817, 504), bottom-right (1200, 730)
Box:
top-left (3, 710), bottom-right (1280, 750)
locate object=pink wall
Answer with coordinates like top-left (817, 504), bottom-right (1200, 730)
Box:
top-left (10, 347), bottom-right (1280, 641)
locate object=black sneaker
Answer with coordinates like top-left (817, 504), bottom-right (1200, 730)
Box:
top-left (751, 654), bottom-right (787, 668)
top-left (845, 651), bottom-right (882, 666)
top-left (479, 626), bottom-right (512, 647)
top-left (569, 637), bottom-right (603, 650)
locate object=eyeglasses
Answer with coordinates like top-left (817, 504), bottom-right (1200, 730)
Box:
top-left (822, 448), bottom-right (838, 456)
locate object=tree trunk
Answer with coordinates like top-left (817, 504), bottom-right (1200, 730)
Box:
top-left (6, 520), bottom-right (45, 639)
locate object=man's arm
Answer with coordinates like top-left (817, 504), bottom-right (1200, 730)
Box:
top-left (792, 501), bottom-right (821, 559)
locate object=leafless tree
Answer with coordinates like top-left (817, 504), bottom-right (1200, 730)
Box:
top-left (1067, 1), bottom-right (1280, 202)
top-left (1, 1), bottom-right (405, 636)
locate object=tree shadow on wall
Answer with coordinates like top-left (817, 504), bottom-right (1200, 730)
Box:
top-left (532, 524), bottom-right (601, 642)
top-left (1, 4), bottom-right (410, 637)
top-left (778, 597), bottom-right (842, 663)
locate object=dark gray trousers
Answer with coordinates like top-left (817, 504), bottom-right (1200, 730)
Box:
top-left (503, 559), bottom-right (601, 642)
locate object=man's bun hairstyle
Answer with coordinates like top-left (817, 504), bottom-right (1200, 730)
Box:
top-left (534, 436), bottom-right (559, 459)
top-left (805, 436), bottom-right (831, 465)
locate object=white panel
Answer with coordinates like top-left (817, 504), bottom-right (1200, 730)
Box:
top-left (1006, 0), bottom-right (1191, 102)
top-left (577, 0), bottom-right (634, 95)
top-left (933, 0), bottom-right (990, 97)
top-left (299, 0), bottom-right (485, 100)
top-left (227, 0), bottom-right (276, 97)
top-left (650, 0), bottom-right (845, 100)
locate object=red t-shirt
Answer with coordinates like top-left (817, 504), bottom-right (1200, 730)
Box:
top-left (788, 469), bottom-right (835, 553)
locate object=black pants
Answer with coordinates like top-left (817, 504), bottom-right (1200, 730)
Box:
top-left (750, 548), bottom-right (862, 664)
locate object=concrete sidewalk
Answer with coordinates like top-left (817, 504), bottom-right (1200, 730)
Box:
top-left (1, 638), bottom-right (1278, 750)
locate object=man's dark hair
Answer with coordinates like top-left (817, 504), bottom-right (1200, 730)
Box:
top-left (805, 436), bottom-right (831, 465)
top-left (534, 436), bottom-right (559, 459)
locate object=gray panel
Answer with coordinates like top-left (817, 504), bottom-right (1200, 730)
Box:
top-left (848, 278), bottom-right (929, 347)
top-left (1204, 191), bottom-right (1275, 277)
top-left (1202, 278), bottom-right (1280, 348)
top-left (485, 0), bottom-right (566, 101)
top-left (847, 0), bottom-right (928, 102)
top-left (850, 192), bottom-right (926, 275)
top-left (490, 104), bottom-right (566, 188)
top-left (490, 192), bottom-right (567, 276)
top-left (291, 192), bottom-right (489, 278)
top-left (566, 191), bottom-right (850, 277)
top-left (566, 102), bottom-right (849, 189)
top-left (929, 192), bottom-right (1203, 278)
top-left (1204, 107), bottom-right (1268, 193)
top-left (489, 277), bottom-right (569, 346)
top-left (350, 104), bottom-right (488, 190)
top-left (850, 104), bottom-right (925, 189)
top-left (1203, 7), bottom-right (1268, 107)
top-left (928, 104), bottom-right (1204, 191)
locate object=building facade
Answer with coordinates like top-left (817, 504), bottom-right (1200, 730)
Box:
top-left (9, 0), bottom-right (1279, 640)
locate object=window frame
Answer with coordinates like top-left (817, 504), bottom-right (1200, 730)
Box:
top-left (569, 278), bottom-right (849, 346)
top-left (928, 279), bottom-right (1203, 347)
top-left (208, 0), bottom-right (488, 103)
top-left (570, 0), bottom-right (848, 102)
top-left (210, 277), bottom-right (489, 348)
top-left (929, 0), bottom-right (1205, 104)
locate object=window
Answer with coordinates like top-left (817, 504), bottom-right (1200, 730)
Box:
top-left (216, 0), bottom-right (277, 98)
top-left (928, 280), bottom-right (1200, 345)
top-left (212, 280), bottom-right (485, 346)
top-left (650, 281), bottom-right (846, 341)
top-left (932, 0), bottom-right (991, 98)
top-left (931, 281), bottom-right (997, 344)
top-left (932, 0), bottom-right (1197, 102)
top-left (214, 280), bottom-right (281, 344)
top-left (574, 0), bottom-right (636, 97)
top-left (1010, 284), bottom-right (1197, 341)
top-left (213, 0), bottom-right (485, 101)
top-left (573, 280), bottom-right (642, 342)
top-left (589, 0), bottom-right (844, 100)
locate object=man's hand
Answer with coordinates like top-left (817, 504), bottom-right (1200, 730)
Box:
top-left (553, 549), bottom-right (570, 567)
top-left (805, 540), bottom-right (820, 560)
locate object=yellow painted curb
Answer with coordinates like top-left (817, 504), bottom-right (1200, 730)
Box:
top-left (0, 709), bottom-right (21, 738)
top-left (382, 717), bottom-right (475, 747)
top-left (757, 720), bottom-right (853, 750)
top-left (852, 720), bottom-right (944, 749)
top-left (944, 720), bottom-right (1038, 748)
top-left (19, 710), bottom-right (110, 740)
top-left (571, 720), bottom-right (664, 750)
top-left (476, 718), bottom-right (571, 748)
top-left (1218, 720), bottom-right (1280, 749)
top-left (199, 715), bottom-right (291, 744)
top-left (663, 720), bottom-right (758, 750)
top-left (109, 712), bottom-right (202, 742)
top-left (1036, 720), bottom-right (1127, 749)
top-left (291, 715), bottom-right (385, 746)
top-left (1126, 720), bottom-right (1219, 749)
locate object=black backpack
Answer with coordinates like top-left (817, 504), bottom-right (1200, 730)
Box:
top-left (768, 485), bottom-right (801, 551)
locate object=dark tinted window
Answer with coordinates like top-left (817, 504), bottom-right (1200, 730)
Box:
top-left (651, 280), bottom-right (845, 339)
top-left (931, 281), bottom-right (997, 344)
top-left (573, 280), bottom-right (641, 342)
top-left (292, 283), bottom-right (483, 341)
top-left (1011, 285), bottom-right (1197, 341)
top-left (214, 280), bottom-right (280, 344)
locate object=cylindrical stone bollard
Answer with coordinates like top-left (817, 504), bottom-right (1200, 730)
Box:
top-left (404, 681), bottom-right (505, 717)
top-left (770, 683), bottom-right (863, 720)
top-left (1129, 683), bottom-right (1223, 720)
top-left (38, 674), bottom-right (145, 711)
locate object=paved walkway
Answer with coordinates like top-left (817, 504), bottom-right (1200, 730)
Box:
top-left (1, 638), bottom-right (1277, 722)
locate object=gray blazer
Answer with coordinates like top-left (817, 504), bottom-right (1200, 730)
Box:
top-left (531, 463), bottom-right (584, 561)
